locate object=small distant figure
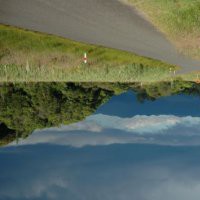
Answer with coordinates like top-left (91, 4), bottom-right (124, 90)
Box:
top-left (83, 52), bottom-right (87, 64)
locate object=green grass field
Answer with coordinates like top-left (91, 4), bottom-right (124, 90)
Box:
top-left (129, 0), bottom-right (200, 60)
top-left (0, 24), bottom-right (178, 82)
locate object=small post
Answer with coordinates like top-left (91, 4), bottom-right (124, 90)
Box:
top-left (83, 52), bottom-right (87, 64)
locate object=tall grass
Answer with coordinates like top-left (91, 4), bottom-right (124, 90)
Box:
top-left (0, 63), bottom-right (173, 82)
top-left (0, 24), bottom-right (178, 82)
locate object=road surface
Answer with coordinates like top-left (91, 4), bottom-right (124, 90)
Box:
top-left (0, 0), bottom-right (200, 72)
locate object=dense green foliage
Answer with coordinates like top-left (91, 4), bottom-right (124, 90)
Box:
top-left (0, 82), bottom-right (114, 145)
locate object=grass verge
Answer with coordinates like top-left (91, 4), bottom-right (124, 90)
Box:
top-left (128, 0), bottom-right (200, 60)
top-left (0, 24), bottom-right (178, 82)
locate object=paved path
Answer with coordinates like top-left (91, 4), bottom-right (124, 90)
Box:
top-left (1, 0), bottom-right (200, 72)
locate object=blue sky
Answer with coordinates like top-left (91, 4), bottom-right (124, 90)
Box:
top-left (1, 91), bottom-right (200, 200)
top-left (1, 144), bottom-right (200, 200)
top-left (96, 91), bottom-right (200, 117)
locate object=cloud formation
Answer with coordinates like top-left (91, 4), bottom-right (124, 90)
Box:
top-left (87, 114), bottom-right (193, 133)
top-left (10, 114), bottom-right (200, 147)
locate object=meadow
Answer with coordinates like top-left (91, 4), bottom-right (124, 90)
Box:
top-left (129, 0), bottom-right (200, 60)
top-left (0, 24), bottom-right (178, 82)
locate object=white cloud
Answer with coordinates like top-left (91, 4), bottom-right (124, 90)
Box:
top-left (50, 121), bottom-right (103, 133)
top-left (9, 114), bottom-right (200, 147)
top-left (87, 114), bottom-right (183, 134)
top-left (34, 114), bottom-right (189, 134)
top-left (40, 114), bottom-right (200, 136)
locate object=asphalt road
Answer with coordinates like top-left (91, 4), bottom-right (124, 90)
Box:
top-left (0, 0), bottom-right (200, 72)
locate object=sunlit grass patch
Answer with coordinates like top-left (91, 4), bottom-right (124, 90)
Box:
top-left (128, 0), bottom-right (200, 59)
top-left (0, 63), bottom-right (173, 82)
top-left (0, 24), bottom-right (178, 82)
